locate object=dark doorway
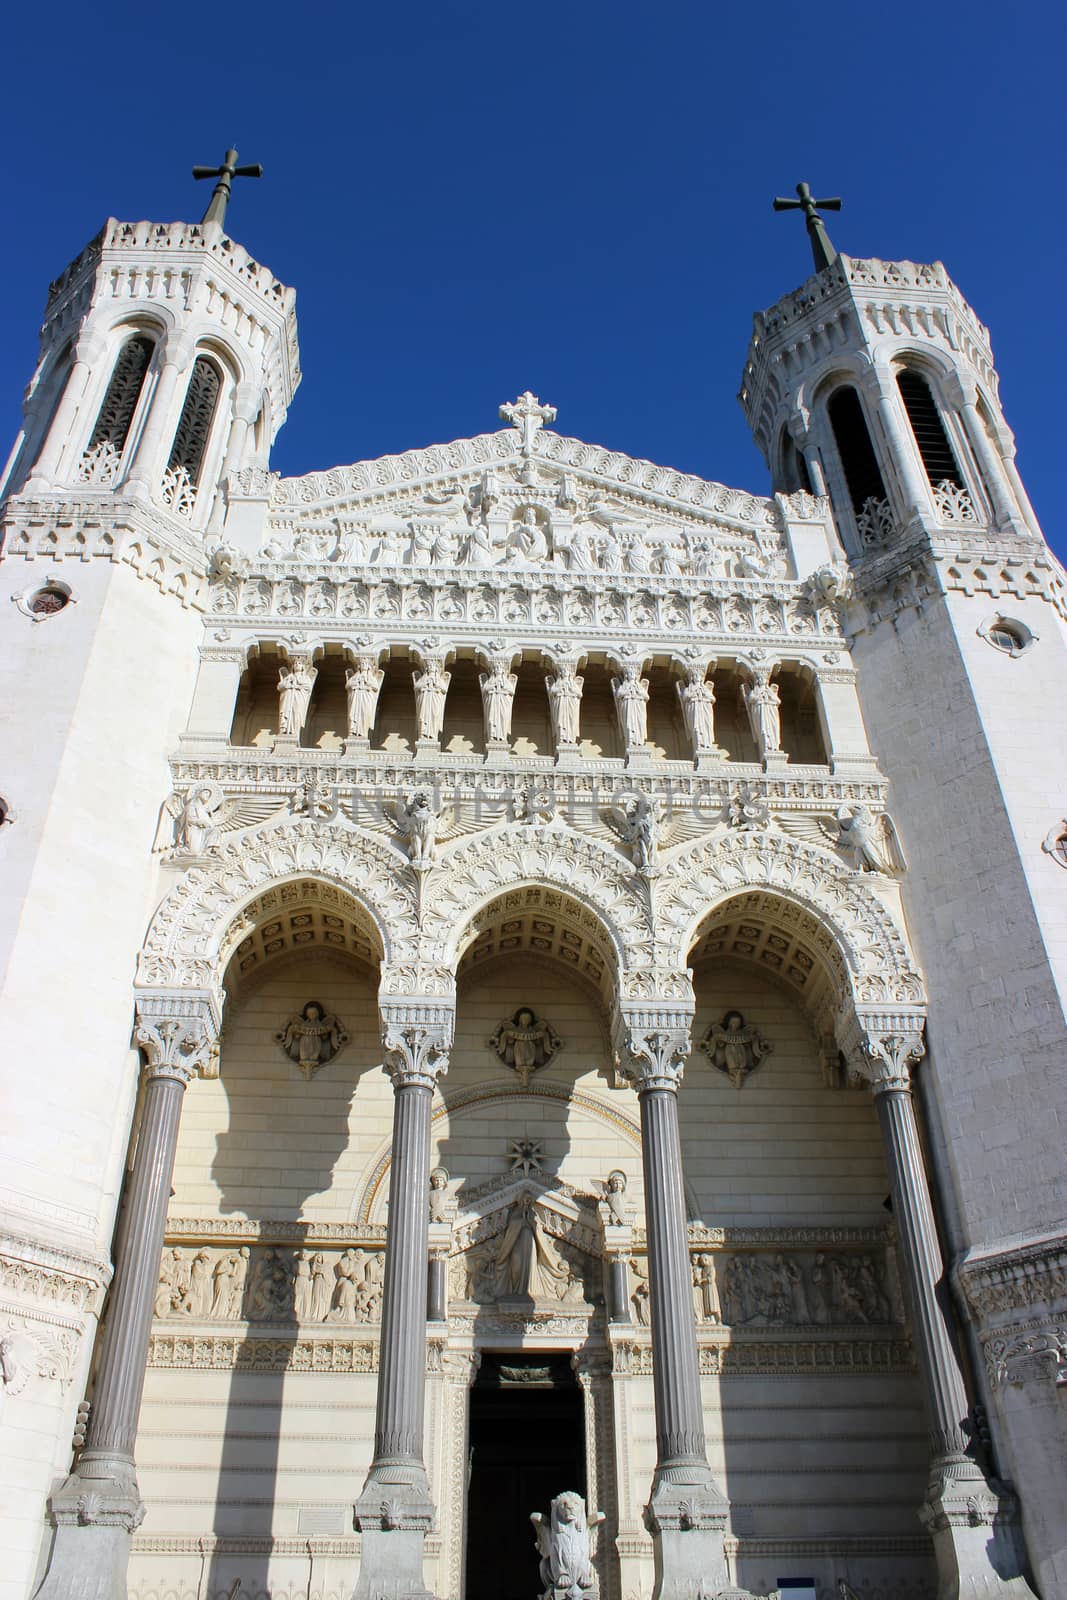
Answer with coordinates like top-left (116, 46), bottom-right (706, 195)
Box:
top-left (466, 1352), bottom-right (586, 1600)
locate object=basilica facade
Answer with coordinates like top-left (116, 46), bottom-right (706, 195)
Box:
top-left (1, 187), bottom-right (1065, 1600)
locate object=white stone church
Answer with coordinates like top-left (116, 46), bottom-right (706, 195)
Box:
top-left (1, 165), bottom-right (1064, 1600)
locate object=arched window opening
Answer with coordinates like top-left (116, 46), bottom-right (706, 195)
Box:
top-left (370, 655), bottom-right (418, 754)
top-left (827, 387), bottom-right (889, 541)
top-left (776, 670), bottom-right (828, 765)
top-left (510, 660), bottom-right (552, 757)
top-left (776, 429), bottom-right (812, 495)
top-left (709, 666), bottom-right (759, 764)
top-left (229, 651), bottom-right (282, 746)
top-left (644, 666), bottom-right (687, 762)
top-left (162, 356), bottom-right (222, 515)
top-left (897, 370), bottom-right (964, 492)
top-left (441, 658), bottom-right (486, 756)
top-left (301, 654), bottom-right (348, 750)
top-left (79, 333), bottom-right (154, 485)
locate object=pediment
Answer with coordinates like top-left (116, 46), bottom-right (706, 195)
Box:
top-left (231, 414), bottom-right (788, 576)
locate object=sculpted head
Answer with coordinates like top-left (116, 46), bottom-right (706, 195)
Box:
top-left (552, 1490), bottom-right (584, 1526)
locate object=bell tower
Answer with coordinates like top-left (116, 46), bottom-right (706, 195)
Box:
top-left (1, 147), bottom-right (299, 536)
top-left (741, 189), bottom-right (1067, 1598)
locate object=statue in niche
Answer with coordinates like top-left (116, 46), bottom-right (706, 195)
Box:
top-left (490, 1196), bottom-right (574, 1300)
top-left (277, 657), bottom-right (317, 737)
top-left (479, 659), bottom-right (518, 744)
top-left (490, 1008), bottom-right (563, 1087)
top-left (309, 1252), bottom-right (333, 1322)
top-left (611, 664), bottom-right (650, 750)
top-left (692, 1253), bottom-right (721, 1324)
top-left (741, 669), bottom-right (782, 755)
top-left (832, 804), bottom-right (906, 875)
top-left (391, 791), bottom-right (439, 866)
top-left (345, 657), bottom-right (384, 739)
top-left (629, 1256), bottom-right (650, 1325)
top-left (701, 1011), bottom-right (772, 1088)
top-left (531, 1491), bottom-right (604, 1600)
top-left (275, 1002), bottom-right (349, 1079)
top-left (676, 672), bottom-right (718, 755)
top-left (293, 1252), bottom-right (313, 1321)
top-left (546, 664), bottom-right (583, 746)
top-left (412, 658), bottom-right (451, 741)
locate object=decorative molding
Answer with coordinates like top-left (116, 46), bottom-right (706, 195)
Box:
top-left (147, 1332), bottom-right (382, 1371)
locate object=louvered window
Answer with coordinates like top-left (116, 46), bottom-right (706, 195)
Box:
top-left (166, 357), bottom-right (222, 487)
top-left (827, 387), bottom-right (887, 512)
top-left (85, 335), bottom-right (154, 456)
top-left (897, 371), bottom-right (963, 488)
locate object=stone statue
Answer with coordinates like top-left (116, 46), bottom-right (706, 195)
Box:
top-left (309, 1252), bottom-right (333, 1322)
top-left (611, 665), bottom-right (650, 750)
top-left (412, 658), bottom-right (451, 741)
top-left (277, 657), bottom-right (317, 737)
top-left (345, 657), bottom-right (384, 739)
top-left (605, 794), bottom-right (659, 872)
top-left (479, 660), bottom-right (518, 744)
top-left (293, 1252), bottom-right (313, 1321)
top-left (393, 791), bottom-right (439, 866)
top-left (491, 1196), bottom-right (573, 1300)
top-left (250, 1249), bottom-right (294, 1322)
top-left (490, 1008), bottom-right (563, 1086)
top-left (275, 1002), bottom-right (348, 1079)
top-left (531, 1490), bottom-right (604, 1600)
top-left (676, 672), bottom-right (718, 755)
top-left (546, 664), bottom-right (583, 746)
top-left (693, 1253), bottom-right (721, 1323)
top-left (172, 783), bottom-right (224, 855)
top-left (741, 668), bottom-right (782, 756)
top-left (630, 1256), bottom-right (650, 1325)
top-left (429, 1166), bottom-right (450, 1223)
top-left (509, 505), bottom-right (550, 562)
top-left (601, 1170), bottom-right (628, 1227)
top-left (833, 804), bottom-right (906, 875)
top-left (702, 1010), bottom-right (772, 1088)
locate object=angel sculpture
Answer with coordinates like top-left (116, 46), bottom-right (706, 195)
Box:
top-left (702, 1010), bottom-right (772, 1089)
top-left (275, 1001), bottom-right (349, 1079)
top-left (393, 792), bottom-right (439, 866)
top-left (604, 794), bottom-right (660, 872)
top-left (490, 1008), bottom-right (563, 1087)
top-left (531, 1490), bottom-right (605, 1600)
top-left (155, 783), bottom-right (284, 859)
top-left (832, 804), bottom-right (906, 876)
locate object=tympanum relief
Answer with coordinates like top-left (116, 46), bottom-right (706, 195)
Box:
top-left (449, 1197), bottom-right (596, 1309)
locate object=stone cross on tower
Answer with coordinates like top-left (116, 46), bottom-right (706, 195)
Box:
top-left (499, 391), bottom-right (557, 455)
top-left (192, 146), bottom-right (263, 228)
top-left (773, 181), bottom-right (842, 273)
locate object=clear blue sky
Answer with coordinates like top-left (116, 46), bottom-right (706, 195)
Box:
top-left (2, 2), bottom-right (1062, 555)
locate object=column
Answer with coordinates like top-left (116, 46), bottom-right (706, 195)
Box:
top-left (814, 666), bottom-right (878, 772)
top-left (33, 998), bottom-right (215, 1600)
top-left (354, 1005), bottom-right (452, 1600)
top-left (25, 331), bottom-right (107, 489)
top-left (863, 366), bottom-right (935, 529)
top-left (617, 1018), bottom-right (730, 1600)
top-left (124, 334), bottom-right (195, 497)
top-left (945, 375), bottom-right (1029, 537)
top-left (855, 1027), bottom-right (1035, 1600)
top-left (208, 381), bottom-right (262, 534)
top-left (182, 646), bottom-right (246, 745)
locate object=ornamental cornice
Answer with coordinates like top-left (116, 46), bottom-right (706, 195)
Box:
top-left (955, 1230), bottom-right (1067, 1322)
top-left (0, 1230), bottom-right (112, 1314)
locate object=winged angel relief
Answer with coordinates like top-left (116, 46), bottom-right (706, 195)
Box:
top-left (154, 782), bottom-right (286, 859)
top-left (340, 789), bottom-right (511, 865)
top-left (777, 804), bottom-right (907, 876)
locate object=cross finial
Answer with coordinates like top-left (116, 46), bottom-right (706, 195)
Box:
top-left (772, 181), bottom-right (842, 273)
top-left (192, 146), bottom-right (263, 229)
top-left (499, 391), bottom-right (557, 455)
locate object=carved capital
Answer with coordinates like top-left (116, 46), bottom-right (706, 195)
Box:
top-left (836, 1010), bottom-right (926, 1095)
top-left (615, 1012), bottom-right (692, 1093)
top-left (380, 1003), bottom-right (453, 1090)
top-left (133, 996), bottom-right (218, 1085)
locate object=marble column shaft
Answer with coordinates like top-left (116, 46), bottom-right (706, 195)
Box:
top-left (874, 1085), bottom-right (970, 1459)
top-left (638, 1085), bottom-right (707, 1467)
top-left (373, 1078), bottom-right (433, 1470)
top-left (81, 1069), bottom-right (187, 1467)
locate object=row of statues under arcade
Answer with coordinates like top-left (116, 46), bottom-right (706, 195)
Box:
top-left (227, 646), bottom-right (829, 765)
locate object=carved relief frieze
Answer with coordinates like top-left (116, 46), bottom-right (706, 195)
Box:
top-left (153, 1241), bottom-right (385, 1326)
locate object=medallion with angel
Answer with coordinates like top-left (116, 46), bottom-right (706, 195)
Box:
top-left (490, 1007), bottom-right (563, 1087)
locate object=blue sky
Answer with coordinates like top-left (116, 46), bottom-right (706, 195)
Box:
top-left (2, 2), bottom-right (1062, 554)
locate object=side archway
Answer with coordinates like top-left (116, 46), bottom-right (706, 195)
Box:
top-left (135, 818), bottom-right (420, 1007)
